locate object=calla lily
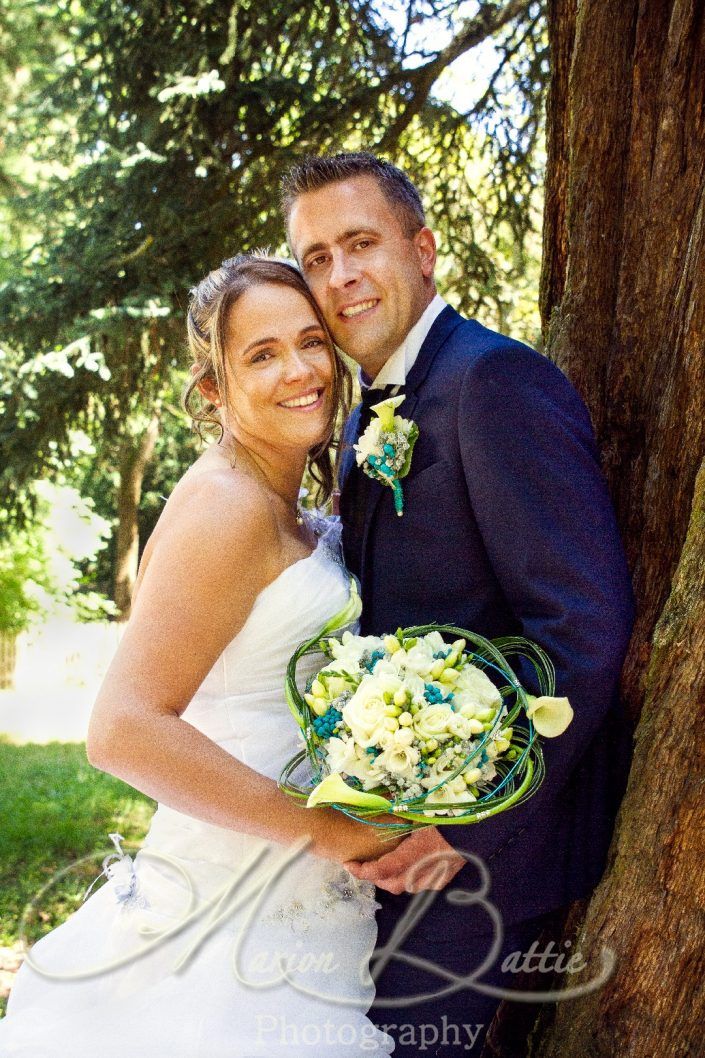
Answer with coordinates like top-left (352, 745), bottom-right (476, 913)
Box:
top-left (306, 772), bottom-right (391, 812)
top-left (319, 579), bottom-right (362, 636)
top-left (371, 394), bottom-right (406, 432)
top-left (525, 695), bottom-right (574, 737)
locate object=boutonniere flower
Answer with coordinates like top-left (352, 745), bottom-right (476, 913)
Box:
top-left (354, 394), bottom-right (418, 516)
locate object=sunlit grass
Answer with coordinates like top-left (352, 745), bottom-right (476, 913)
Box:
top-left (0, 737), bottom-right (154, 1015)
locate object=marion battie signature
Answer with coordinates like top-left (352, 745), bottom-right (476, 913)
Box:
top-left (19, 838), bottom-right (613, 1008)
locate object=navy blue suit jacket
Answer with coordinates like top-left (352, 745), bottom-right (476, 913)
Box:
top-left (339, 306), bottom-right (635, 926)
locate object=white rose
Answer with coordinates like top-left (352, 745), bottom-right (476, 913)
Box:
top-left (454, 693), bottom-right (501, 725)
top-left (455, 664), bottom-right (502, 711)
top-left (453, 691), bottom-right (479, 717)
top-left (343, 673), bottom-right (403, 748)
top-left (413, 703), bottom-right (455, 742)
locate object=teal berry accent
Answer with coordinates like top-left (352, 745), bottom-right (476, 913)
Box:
top-left (363, 649), bottom-right (385, 673)
top-left (365, 453), bottom-right (405, 514)
top-left (312, 705), bottom-right (343, 739)
top-left (392, 479), bottom-right (404, 515)
top-left (367, 454), bottom-right (395, 480)
top-left (423, 683), bottom-right (455, 706)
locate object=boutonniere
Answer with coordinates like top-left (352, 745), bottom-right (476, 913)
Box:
top-left (353, 394), bottom-right (418, 516)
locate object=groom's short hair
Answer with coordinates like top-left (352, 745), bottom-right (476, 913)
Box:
top-left (281, 152), bottom-right (425, 237)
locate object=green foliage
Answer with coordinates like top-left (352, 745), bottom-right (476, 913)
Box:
top-left (0, 0), bottom-right (547, 527)
top-left (0, 480), bottom-right (115, 633)
top-left (0, 518), bottom-right (51, 634)
top-left (67, 370), bottom-right (202, 593)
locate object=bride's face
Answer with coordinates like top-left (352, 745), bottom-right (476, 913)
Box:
top-left (223, 282), bottom-right (334, 452)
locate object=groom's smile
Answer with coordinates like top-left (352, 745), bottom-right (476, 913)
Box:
top-left (339, 298), bottom-right (380, 320)
top-left (287, 174), bottom-right (437, 379)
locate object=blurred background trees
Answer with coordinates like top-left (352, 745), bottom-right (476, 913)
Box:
top-left (0, 0), bottom-right (547, 617)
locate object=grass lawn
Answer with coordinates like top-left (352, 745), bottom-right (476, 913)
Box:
top-left (0, 737), bottom-right (155, 1016)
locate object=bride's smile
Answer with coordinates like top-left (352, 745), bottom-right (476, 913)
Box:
top-left (278, 387), bottom-right (325, 410)
top-left (223, 282), bottom-right (334, 456)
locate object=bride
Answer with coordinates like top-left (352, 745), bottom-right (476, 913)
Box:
top-left (0, 255), bottom-right (397, 1056)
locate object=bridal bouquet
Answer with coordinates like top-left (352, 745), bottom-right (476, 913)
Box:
top-left (279, 583), bottom-right (574, 831)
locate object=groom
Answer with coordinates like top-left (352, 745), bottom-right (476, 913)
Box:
top-left (282, 153), bottom-right (634, 1055)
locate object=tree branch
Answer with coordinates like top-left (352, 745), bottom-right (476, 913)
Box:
top-left (375, 0), bottom-right (533, 152)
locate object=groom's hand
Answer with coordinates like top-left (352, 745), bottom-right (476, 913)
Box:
top-left (344, 827), bottom-right (465, 894)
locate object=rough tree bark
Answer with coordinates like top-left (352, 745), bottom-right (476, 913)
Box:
top-left (113, 412), bottom-right (160, 620)
top-left (486, 2), bottom-right (705, 1056)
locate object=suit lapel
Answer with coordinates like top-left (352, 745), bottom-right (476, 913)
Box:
top-left (404, 304), bottom-right (463, 391)
top-left (338, 405), bottom-right (361, 494)
top-left (357, 305), bottom-right (465, 585)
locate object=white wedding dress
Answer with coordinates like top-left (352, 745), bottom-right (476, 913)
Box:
top-left (0, 520), bottom-right (394, 1057)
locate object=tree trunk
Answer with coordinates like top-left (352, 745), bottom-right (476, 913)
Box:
top-left (486, 2), bottom-right (705, 1055)
top-left (113, 413), bottom-right (160, 620)
top-left (531, 462), bottom-right (705, 1053)
top-left (0, 632), bottom-right (17, 690)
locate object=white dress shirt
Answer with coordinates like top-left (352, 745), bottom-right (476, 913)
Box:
top-left (369, 293), bottom-right (448, 391)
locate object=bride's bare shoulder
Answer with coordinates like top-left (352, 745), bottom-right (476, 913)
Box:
top-left (138, 456), bottom-right (279, 584)
top-left (173, 455), bottom-right (272, 515)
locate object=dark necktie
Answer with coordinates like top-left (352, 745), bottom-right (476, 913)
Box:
top-left (357, 382), bottom-right (397, 435)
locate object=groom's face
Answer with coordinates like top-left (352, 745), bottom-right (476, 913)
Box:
top-left (287, 175), bottom-right (436, 378)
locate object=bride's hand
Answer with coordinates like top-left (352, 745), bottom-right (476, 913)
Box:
top-left (344, 827), bottom-right (466, 893)
top-left (313, 810), bottom-right (403, 864)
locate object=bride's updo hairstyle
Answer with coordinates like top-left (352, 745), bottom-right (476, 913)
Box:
top-left (183, 253), bottom-right (352, 505)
